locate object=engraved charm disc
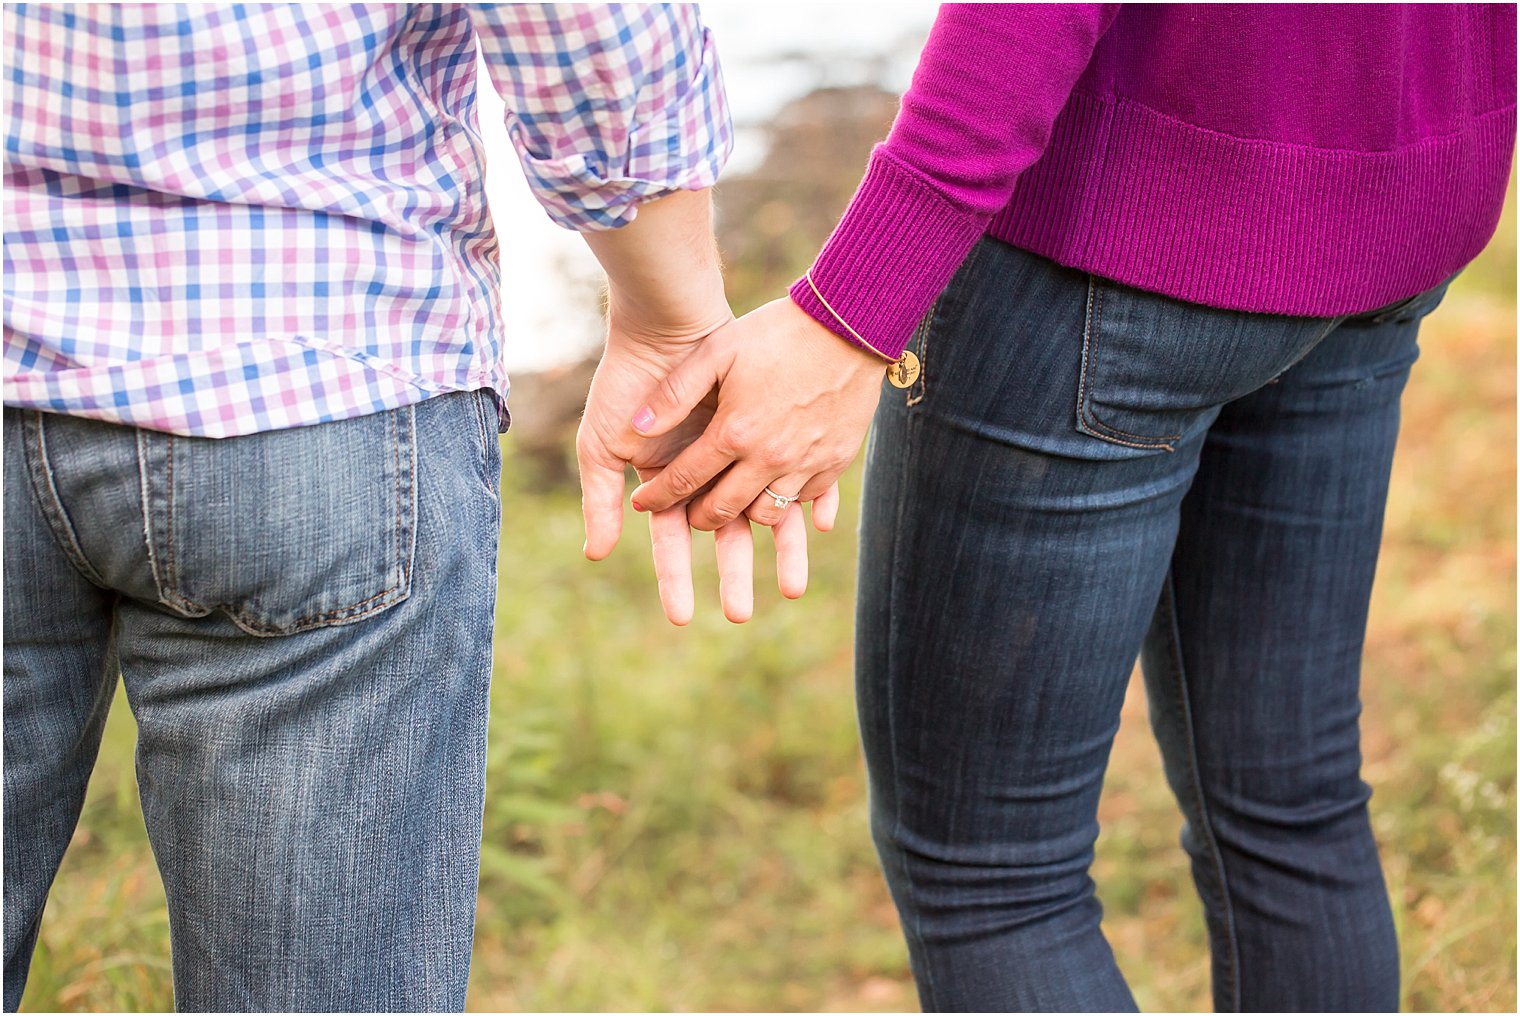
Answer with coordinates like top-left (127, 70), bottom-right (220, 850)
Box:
top-left (887, 349), bottom-right (921, 389)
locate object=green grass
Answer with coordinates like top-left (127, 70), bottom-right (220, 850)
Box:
top-left (21, 196), bottom-right (1516, 1011)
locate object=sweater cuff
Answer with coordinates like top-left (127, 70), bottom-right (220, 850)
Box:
top-left (788, 147), bottom-right (989, 361)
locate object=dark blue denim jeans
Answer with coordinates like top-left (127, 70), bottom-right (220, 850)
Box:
top-left (857, 238), bottom-right (1447, 1012)
top-left (3, 390), bottom-right (501, 1011)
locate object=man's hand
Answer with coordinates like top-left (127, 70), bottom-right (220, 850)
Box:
top-left (576, 313), bottom-right (727, 566)
top-left (625, 297), bottom-right (887, 532)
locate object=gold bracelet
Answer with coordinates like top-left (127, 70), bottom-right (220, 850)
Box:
top-left (804, 271), bottom-right (895, 361)
top-left (805, 271), bottom-right (921, 389)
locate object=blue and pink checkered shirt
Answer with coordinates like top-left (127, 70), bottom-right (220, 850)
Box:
top-left (4, 3), bottom-right (731, 437)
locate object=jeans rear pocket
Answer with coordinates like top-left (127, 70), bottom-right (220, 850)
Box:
top-left (139, 405), bottom-right (417, 635)
top-left (1076, 277), bottom-right (1336, 453)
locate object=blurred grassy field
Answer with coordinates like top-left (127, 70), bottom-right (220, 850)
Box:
top-left (21, 188), bottom-right (1516, 1011)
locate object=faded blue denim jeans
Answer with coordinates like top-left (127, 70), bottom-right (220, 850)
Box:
top-left (3, 389), bottom-right (501, 1011)
top-left (858, 238), bottom-right (1448, 1012)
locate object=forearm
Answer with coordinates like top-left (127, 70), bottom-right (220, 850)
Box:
top-left (581, 188), bottom-right (730, 338)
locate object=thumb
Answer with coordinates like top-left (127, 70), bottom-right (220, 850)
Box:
top-left (628, 333), bottom-right (728, 438)
top-left (577, 429), bottom-right (628, 562)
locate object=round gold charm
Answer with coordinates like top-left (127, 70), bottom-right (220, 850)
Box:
top-left (886, 349), bottom-right (921, 389)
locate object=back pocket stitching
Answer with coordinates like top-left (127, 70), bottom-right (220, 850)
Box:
top-left (227, 408), bottom-right (413, 636)
top-left (189, 408), bottom-right (416, 637)
top-left (160, 433), bottom-right (208, 616)
top-left (24, 411), bottom-right (111, 589)
top-left (1077, 280), bottom-right (1182, 451)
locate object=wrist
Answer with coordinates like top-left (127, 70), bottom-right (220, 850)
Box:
top-left (789, 271), bottom-right (897, 364)
top-left (584, 188), bottom-right (730, 347)
top-left (605, 277), bottom-right (732, 351)
top-left (606, 268), bottom-right (729, 332)
top-left (782, 298), bottom-right (895, 379)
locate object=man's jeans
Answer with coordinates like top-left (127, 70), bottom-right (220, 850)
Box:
top-left (857, 237), bottom-right (1448, 1012)
top-left (3, 389), bottom-right (501, 1011)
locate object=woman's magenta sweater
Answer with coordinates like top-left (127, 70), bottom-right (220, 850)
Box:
top-left (789, 3), bottom-right (1517, 360)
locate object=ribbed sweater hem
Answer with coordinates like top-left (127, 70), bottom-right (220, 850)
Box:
top-left (992, 91), bottom-right (1517, 318)
top-left (791, 91), bottom-right (1514, 360)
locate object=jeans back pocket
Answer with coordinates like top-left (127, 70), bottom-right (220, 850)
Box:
top-left (138, 405), bottom-right (418, 635)
top-left (1077, 277), bottom-right (1337, 453)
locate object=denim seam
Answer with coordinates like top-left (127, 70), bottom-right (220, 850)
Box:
top-left (1083, 284), bottom-right (1146, 440)
top-left (23, 411), bottom-right (110, 588)
top-left (884, 400), bottom-right (939, 1009)
top-left (1077, 280), bottom-right (1182, 451)
top-left (135, 428), bottom-right (167, 599)
top-left (152, 408), bottom-right (417, 636)
top-left (471, 387), bottom-right (490, 452)
top-left (162, 434), bottom-right (193, 613)
top-left (155, 433), bottom-right (212, 616)
top-left (404, 403), bottom-right (419, 572)
top-left (154, 433), bottom-right (214, 617)
top-left (1157, 571), bottom-right (1242, 1010)
top-left (471, 390), bottom-right (501, 501)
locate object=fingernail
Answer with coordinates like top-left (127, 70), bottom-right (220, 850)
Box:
top-left (632, 499), bottom-right (645, 512)
top-left (631, 407), bottom-right (655, 433)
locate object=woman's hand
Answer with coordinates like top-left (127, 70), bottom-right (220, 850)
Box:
top-left (625, 297), bottom-right (886, 531)
top-left (577, 305), bottom-right (840, 627)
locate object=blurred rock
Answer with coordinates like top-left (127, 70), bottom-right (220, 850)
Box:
top-left (717, 84), bottom-right (901, 311)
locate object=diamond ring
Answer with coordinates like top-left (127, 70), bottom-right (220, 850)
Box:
top-left (763, 485), bottom-right (800, 509)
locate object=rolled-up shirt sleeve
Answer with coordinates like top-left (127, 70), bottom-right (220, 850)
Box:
top-left (468, 3), bottom-right (732, 231)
